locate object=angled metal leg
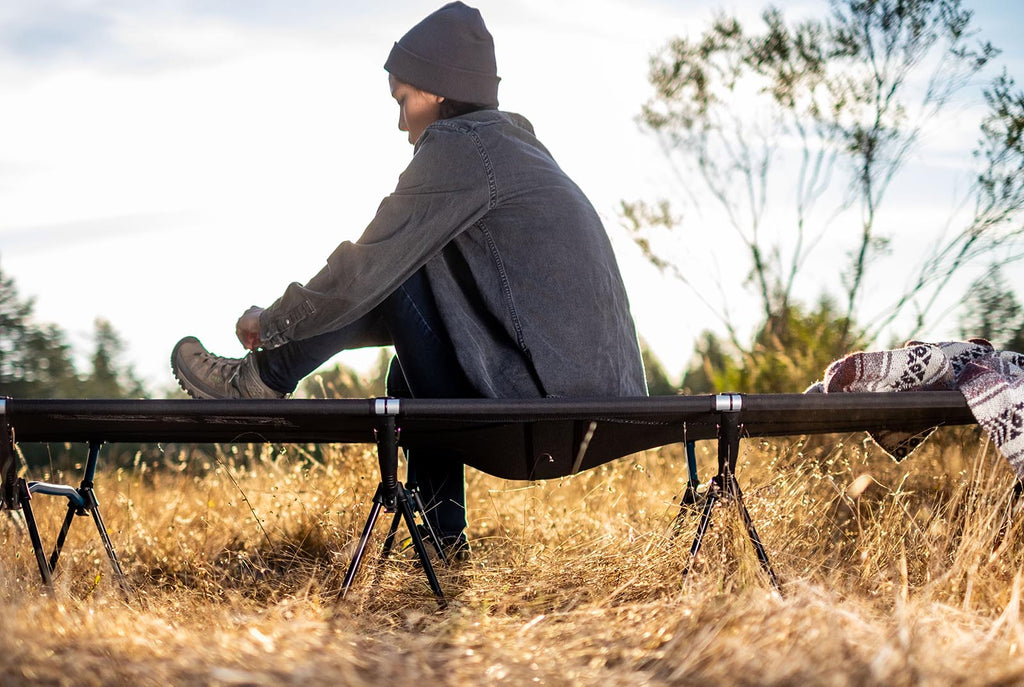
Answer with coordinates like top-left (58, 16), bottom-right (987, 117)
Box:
top-left (397, 489), bottom-right (445, 601)
top-left (684, 475), bottom-right (721, 574)
top-left (378, 485), bottom-right (449, 567)
top-left (681, 441), bottom-right (701, 505)
top-left (732, 478), bottom-right (779, 588)
top-left (3, 410), bottom-right (53, 588)
top-left (682, 407), bottom-right (780, 590)
top-left (340, 485), bottom-right (386, 597)
top-left (21, 442), bottom-right (132, 596)
top-left (339, 482), bottom-right (447, 604)
top-left (684, 414), bottom-right (739, 575)
top-left (80, 442), bottom-right (129, 590)
top-left (89, 497), bottom-right (129, 593)
top-left (671, 441), bottom-right (702, 537)
top-left (340, 410), bottom-right (447, 604)
top-left (19, 479), bottom-right (53, 588)
top-left (49, 503), bottom-right (78, 572)
top-left (408, 484), bottom-right (449, 567)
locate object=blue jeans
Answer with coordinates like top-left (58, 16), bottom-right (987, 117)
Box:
top-left (255, 269), bottom-right (477, 541)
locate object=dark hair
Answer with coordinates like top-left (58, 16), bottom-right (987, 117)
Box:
top-left (438, 99), bottom-right (492, 119)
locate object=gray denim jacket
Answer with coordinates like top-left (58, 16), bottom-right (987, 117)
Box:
top-left (259, 110), bottom-right (646, 399)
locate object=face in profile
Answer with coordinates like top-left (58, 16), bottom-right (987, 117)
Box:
top-left (389, 74), bottom-right (444, 145)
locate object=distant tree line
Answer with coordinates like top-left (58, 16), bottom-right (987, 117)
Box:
top-left (0, 266), bottom-right (145, 399)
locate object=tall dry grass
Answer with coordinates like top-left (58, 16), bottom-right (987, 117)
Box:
top-left (2, 429), bottom-right (1024, 686)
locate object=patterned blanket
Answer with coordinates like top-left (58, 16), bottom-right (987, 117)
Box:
top-left (806, 339), bottom-right (1024, 476)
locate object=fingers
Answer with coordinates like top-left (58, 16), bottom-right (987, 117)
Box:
top-left (235, 306), bottom-right (264, 350)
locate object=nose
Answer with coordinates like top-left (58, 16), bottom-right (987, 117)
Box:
top-left (397, 108), bottom-right (407, 133)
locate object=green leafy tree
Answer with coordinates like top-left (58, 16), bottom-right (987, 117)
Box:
top-left (679, 330), bottom-right (742, 394)
top-left (627, 0), bottom-right (1024, 386)
top-left (683, 297), bottom-right (864, 393)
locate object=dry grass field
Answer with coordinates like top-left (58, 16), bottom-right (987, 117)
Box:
top-left (3, 429), bottom-right (1024, 686)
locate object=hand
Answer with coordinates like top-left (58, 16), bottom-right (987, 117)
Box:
top-left (236, 306), bottom-right (264, 351)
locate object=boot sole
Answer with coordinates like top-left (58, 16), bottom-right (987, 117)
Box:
top-left (170, 336), bottom-right (221, 399)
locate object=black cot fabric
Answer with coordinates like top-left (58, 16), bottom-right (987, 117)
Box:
top-left (3, 393), bottom-right (973, 481)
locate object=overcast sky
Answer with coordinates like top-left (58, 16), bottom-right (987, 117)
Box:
top-left (2, 0), bottom-right (1022, 392)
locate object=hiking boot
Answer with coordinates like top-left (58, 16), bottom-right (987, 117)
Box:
top-left (170, 336), bottom-right (285, 400)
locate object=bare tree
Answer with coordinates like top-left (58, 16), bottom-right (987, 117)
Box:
top-left (626, 0), bottom-right (1023, 355)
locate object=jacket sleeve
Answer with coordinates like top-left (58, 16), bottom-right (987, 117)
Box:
top-left (258, 124), bottom-right (493, 349)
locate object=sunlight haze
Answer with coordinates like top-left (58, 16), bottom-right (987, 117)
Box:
top-left (1, 0), bottom-right (1021, 390)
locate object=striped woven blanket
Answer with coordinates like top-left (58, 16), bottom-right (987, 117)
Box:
top-left (806, 339), bottom-right (1024, 476)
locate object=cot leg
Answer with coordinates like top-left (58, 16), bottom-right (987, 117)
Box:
top-left (397, 488), bottom-right (446, 599)
top-left (681, 441), bottom-right (701, 505)
top-left (340, 486), bottom-right (386, 597)
top-left (339, 482), bottom-right (446, 603)
top-left (41, 443), bottom-right (131, 594)
top-left (684, 475), bottom-right (721, 571)
top-left (671, 441), bottom-right (702, 536)
top-left (378, 485), bottom-right (449, 567)
top-left (732, 477), bottom-right (779, 589)
top-left (681, 412), bottom-right (780, 591)
top-left (19, 479), bottom-right (54, 589)
top-left (89, 497), bottom-right (130, 593)
top-left (18, 443), bottom-right (132, 597)
top-left (408, 484), bottom-right (449, 567)
top-left (48, 503), bottom-right (77, 572)
top-left (339, 415), bottom-right (447, 605)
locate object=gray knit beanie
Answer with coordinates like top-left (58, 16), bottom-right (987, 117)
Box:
top-left (384, 2), bottom-right (499, 107)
